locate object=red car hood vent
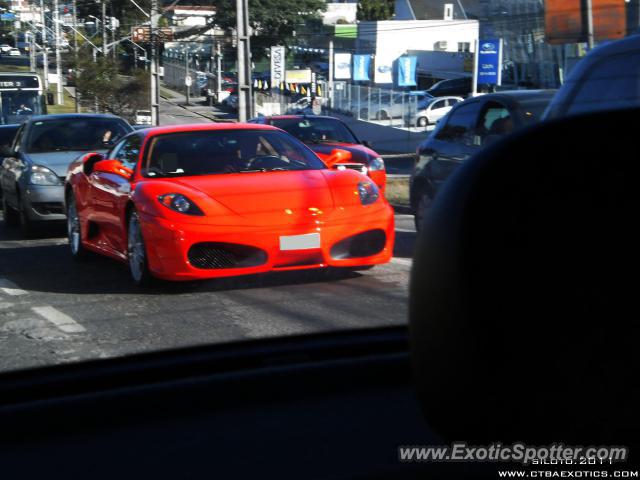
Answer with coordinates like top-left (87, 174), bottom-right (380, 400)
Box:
top-left (173, 170), bottom-right (335, 221)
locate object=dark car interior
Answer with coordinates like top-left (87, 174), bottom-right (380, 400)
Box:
top-left (0, 109), bottom-right (637, 478)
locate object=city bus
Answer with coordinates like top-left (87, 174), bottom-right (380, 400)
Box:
top-left (0, 72), bottom-right (46, 124)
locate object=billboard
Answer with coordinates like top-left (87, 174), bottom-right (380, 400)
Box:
top-left (333, 53), bottom-right (352, 80)
top-left (353, 55), bottom-right (371, 81)
top-left (374, 55), bottom-right (394, 84)
top-left (270, 46), bottom-right (285, 90)
top-left (285, 69), bottom-right (312, 83)
top-left (397, 56), bottom-right (417, 87)
top-left (545, 0), bottom-right (626, 44)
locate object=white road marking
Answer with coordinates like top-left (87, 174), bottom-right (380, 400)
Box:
top-left (0, 278), bottom-right (28, 296)
top-left (395, 228), bottom-right (416, 233)
top-left (391, 257), bottom-right (413, 267)
top-left (0, 302), bottom-right (15, 310)
top-left (31, 306), bottom-right (86, 333)
top-left (0, 238), bottom-right (67, 249)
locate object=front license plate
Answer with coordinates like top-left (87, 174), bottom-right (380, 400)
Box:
top-left (279, 233), bottom-right (321, 251)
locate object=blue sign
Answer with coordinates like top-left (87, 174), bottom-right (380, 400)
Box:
top-left (397, 56), bottom-right (417, 87)
top-left (1, 13), bottom-right (17, 21)
top-left (477, 38), bottom-right (502, 85)
top-left (353, 55), bottom-right (371, 82)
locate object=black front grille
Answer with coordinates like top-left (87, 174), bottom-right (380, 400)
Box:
top-left (188, 242), bottom-right (267, 269)
top-left (31, 202), bottom-right (65, 215)
top-left (330, 229), bottom-right (387, 259)
top-left (336, 163), bottom-right (367, 174)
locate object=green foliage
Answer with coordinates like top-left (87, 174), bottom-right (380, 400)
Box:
top-left (75, 52), bottom-right (149, 121)
top-left (357, 0), bottom-right (395, 21)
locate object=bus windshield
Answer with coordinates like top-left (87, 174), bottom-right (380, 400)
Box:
top-left (0, 91), bottom-right (44, 124)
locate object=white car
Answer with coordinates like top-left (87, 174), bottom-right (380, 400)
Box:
top-left (0, 44), bottom-right (12, 53)
top-left (411, 96), bottom-right (463, 127)
top-left (8, 48), bottom-right (21, 56)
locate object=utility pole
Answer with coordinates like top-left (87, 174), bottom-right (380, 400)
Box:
top-left (29, 33), bottom-right (36, 71)
top-left (328, 39), bottom-right (333, 109)
top-left (40, 0), bottom-right (49, 91)
top-left (185, 51), bottom-right (190, 105)
top-left (72, 0), bottom-right (79, 111)
top-left (216, 40), bottom-right (222, 103)
top-left (584, 0), bottom-right (595, 50)
top-left (101, 0), bottom-right (107, 56)
top-left (150, 0), bottom-right (160, 125)
top-left (236, 0), bottom-right (252, 121)
top-left (53, 0), bottom-right (63, 104)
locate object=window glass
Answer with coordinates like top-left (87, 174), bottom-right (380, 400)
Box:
top-left (447, 98), bottom-right (460, 106)
top-left (271, 117), bottom-right (358, 144)
top-left (479, 103), bottom-right (511, 135)
top-left (25, 118), bottom-right (130, 153)
top-left (143, 130), bottom-right (325, 177)
top-left (566, 52), bottom-right (640, 115)
top-left (436, 101), bottom-right (481, 143)
top-left (432, 100), bottom-right (447, 110)
top-left (113, 135), bottom-right (142, 170)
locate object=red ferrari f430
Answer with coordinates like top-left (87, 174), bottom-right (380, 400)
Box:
top-left (64, 124), bottom-right (395, 284)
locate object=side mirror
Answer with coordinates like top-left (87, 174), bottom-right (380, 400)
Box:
top-left (82, 152), bottom-right (105, 176)
top-left (93, 159), bottom-right (134, 180)
top-left (325, 148), bottom-right (352, 167)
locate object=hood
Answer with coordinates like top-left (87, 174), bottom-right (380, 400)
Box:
top-left (307, 142), bottom-right (378, 166)
top-left (171, 169), bottom-right (336, 226)
top-left (26, 150), bottom-right (109, 177)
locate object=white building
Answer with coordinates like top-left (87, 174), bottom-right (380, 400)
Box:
top-left (323, 0), bottom-right (357, 25)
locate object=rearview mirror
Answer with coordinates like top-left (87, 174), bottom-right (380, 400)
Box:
top-left (93, 159), bottom-right (134, 180)
top-left (82, 152), bottom-right (105, 176)
top-left (325, 148), bottom-right (352, 167)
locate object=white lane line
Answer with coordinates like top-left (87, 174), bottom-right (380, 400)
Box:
top-left (0, 278), bottom-right (28, 296)
top-left (391, 257), bottom-right (413, 267)
top-left (395, 228), bottom-right (416, 233)
top-left (31, 306), bottom-right (86, 333)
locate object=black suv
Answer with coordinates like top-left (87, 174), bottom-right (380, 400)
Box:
top-left (410, 90), bottom-right (555, 230)
top-left (426, 77), bottom-right (472, 98)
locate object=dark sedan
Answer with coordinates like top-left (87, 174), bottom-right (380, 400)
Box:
top-left (1, 114), bottom-right (132, 235)
top-left (410, 90), bottom-right (555, 230)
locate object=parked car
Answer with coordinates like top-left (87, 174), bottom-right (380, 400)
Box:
top-left (8, 48), bottom-right (21, 57)
top-left (64, 123), bottom-right (394, 284)
top-left (411, 96), bottom-right (463, 127)
top-left (544, 35), bottom-right (640, 120)
top-left (1, 114), bottom-right (132, 236)
top-left (358, 91), bottom-right (433, 120)
top-left (0, 44), bottom-right (12, 54)
top-left (426, 77), bottom-right (472, 98)
top-left (0, 124), bottom-right (19, 200)
top-left (249, 115), bottom-right (387, 193)
top-left (410, 90), bottom-right (555, 230)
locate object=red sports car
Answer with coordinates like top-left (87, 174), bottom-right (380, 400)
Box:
top-left (248, 115), bottom-right (387, 193)
top-left (64, 123), bottom-right (394, 284)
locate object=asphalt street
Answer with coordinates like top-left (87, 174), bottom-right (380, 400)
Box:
top-left (0, 210), bottom-right (416, 372)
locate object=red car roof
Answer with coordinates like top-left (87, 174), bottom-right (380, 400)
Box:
top-left (142, 123), bottom-right (280, 137)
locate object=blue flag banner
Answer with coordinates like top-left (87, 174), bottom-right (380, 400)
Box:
top-left (397, 56), bottom-right (417, 87)
top-left (353, 55), bottom-right (371, 81)
top-left (477, 39), bottom-right (502, 85)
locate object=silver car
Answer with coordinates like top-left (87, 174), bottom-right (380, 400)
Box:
top-left (1, 114), bottom-right (132, 236)
top-left (411, 96), bottom-right (463, 127)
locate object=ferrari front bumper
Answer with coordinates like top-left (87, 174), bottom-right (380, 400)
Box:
top-left (138, 204), bottom-right (395, 281)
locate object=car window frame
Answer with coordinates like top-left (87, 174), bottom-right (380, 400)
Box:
top-left (434, 100), bottom-right (482, 145)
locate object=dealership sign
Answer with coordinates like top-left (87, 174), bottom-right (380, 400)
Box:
top-left (476, 39), bottom-right (502, 86)
top-left (285, 69), bottom-right (312, 84)
top-left (271, 46), bottom-right (285, 90)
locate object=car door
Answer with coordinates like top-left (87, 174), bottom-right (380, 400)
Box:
top-left (87, 135), bottom-right (141, 254)
top-left (425, 100), bottom-right (483, 194)
top-left (426, 99), bottom-right (448, 123)
top-left (1, 124), bottom-right (26, 209)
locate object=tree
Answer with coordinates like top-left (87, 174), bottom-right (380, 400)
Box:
top-left (357, 0), bottom-right (395, 21)
top-left (75, 52), bottom-right (149, 121)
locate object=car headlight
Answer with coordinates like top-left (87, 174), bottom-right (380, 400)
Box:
top-left (158, 193), bottom-right (204, 216)
top-left (368, 157), bottom-right (385, 172)
top-left (357, 181), bottom-right (380, 206)
top-left (29, 165), bottom-right (61, 186)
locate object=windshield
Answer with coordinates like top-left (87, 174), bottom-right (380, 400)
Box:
top-left (143, 129), bottom-right (326, 177)
top-left (271, 117), bottom-right (359, 144)
top-left (25, 118), bottom-right (129, 153)
top-left (0, 91), bottom-right (43, 125)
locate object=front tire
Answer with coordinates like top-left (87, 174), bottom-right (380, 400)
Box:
top-left (127, 210), bottom-right (154, 286)
top-left (417, 117), bottom-right (429, 127)
top-left (66, 193), bottom-right (89, 261)
top-left (18, 199), bottom-right (35, 237)
top-left (2, 196), bottom-right (19, 227)
top-left (414, 191), bottom-right (432, 232)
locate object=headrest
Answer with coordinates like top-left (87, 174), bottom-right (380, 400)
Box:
top-left (410, 108), bottom-right (639, 445)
